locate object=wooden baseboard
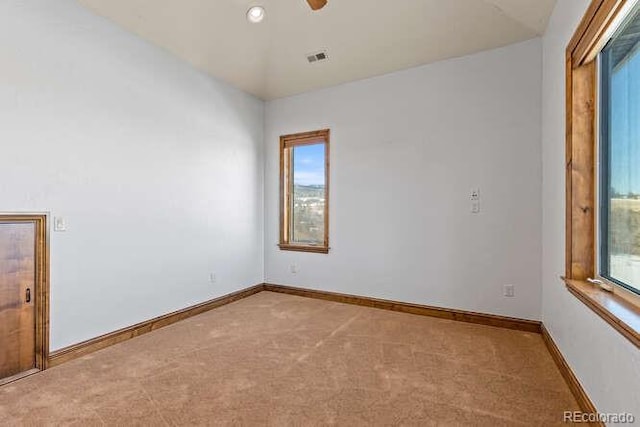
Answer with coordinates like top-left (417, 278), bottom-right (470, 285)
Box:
top-left (264, 283), bottom-right (542, 333)
top-left (47, 283), bottom-right (540, 369)
top-left (48, 284), bottom-right (265, 367)
top-left (541, 324), bottom-right (602, 425)
top-left (0, 369), bottom-right (40, 387)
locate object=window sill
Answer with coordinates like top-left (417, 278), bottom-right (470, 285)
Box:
top-left (278, 244), bottom-right (329, 254)
top-left (563, 277), bottom-right (640, 349)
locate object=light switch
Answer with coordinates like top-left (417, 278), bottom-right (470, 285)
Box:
top-left (53, 217), bottom-right (67, 232)
top-left (471, 189), bottom-right (480, 214)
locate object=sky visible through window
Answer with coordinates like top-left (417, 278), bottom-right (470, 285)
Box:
top-left (611, 47), bottom-right (640, 196)
top-left (293, 143), bottom-right (325, 186)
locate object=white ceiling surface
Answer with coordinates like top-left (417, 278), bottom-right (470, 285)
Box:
top-left (77, 0), bottom-right (557, 100)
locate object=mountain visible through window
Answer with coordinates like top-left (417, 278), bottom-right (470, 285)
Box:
top-left (291, 143), bottom-right (326, 245)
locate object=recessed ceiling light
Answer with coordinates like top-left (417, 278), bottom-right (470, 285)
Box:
top-left (247, 6), bottom-right (265, 23)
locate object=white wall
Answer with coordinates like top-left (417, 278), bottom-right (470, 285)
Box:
top-left (264, 39), bottom-right (543, 321)
top-left (0, 0), bottom-right (264, 350)
top-left (5, 3), bottom-right (635, 415)
top-left (542, 0), bottom-right (640, 418)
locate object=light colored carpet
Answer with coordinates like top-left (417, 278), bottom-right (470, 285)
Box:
top-left (0, 291), bottom-right (579, 426)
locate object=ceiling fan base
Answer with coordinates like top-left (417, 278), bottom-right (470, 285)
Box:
top-left (306, 0), bottom-right (328, 11)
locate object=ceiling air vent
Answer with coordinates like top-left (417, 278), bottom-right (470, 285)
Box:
top-left (307, 50), bottom-right (328, 64)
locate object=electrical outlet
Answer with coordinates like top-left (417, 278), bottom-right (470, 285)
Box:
top-left (471, 189), bottom-right (480, 201)
top-left (209, 273), bottom-right (217, 284)
top-left (290, 264), bottom-right (298, 274)
top-left (503, 284), bottom-right (515, 297)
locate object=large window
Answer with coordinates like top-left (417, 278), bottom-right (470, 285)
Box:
top-left (599, 4), bottom-right (640, 295)
top-left (565, 0), bottom-right (640, 349)
top-left (279, 129), bottom-right (330, 254)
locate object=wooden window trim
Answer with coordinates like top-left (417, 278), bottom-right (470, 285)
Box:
top-left (565, 0), bottom-right (640, 348)
top-left (279, 129), bottom-right (330, 254)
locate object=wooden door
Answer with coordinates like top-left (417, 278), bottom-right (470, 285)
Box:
top-left (0, 221), bottom-right (36, 380)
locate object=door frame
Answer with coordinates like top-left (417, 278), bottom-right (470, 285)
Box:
top-left (0, 214), bottom-right (50, 372)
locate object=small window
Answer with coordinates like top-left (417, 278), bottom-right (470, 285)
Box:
top-left (599, 4), bottom-right (640, 295)
top-left (279, 130), bottom-right (330, 254)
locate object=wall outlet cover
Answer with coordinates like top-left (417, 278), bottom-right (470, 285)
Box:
top-left (503, 284), bottom-right (515, 297)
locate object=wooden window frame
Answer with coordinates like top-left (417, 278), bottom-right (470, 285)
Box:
top-left (565, 0), bottom-right (640, 348)
top-left (279, 129), bottom-right (330, 254)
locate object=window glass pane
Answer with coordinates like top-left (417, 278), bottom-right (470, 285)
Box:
top-left (291, 143), bottom-right (326, 245)
top-left (601, 6), bottom-right (640, 294)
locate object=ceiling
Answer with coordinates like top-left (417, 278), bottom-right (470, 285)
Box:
top-left (77, 0), bottom-right (557, 100)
